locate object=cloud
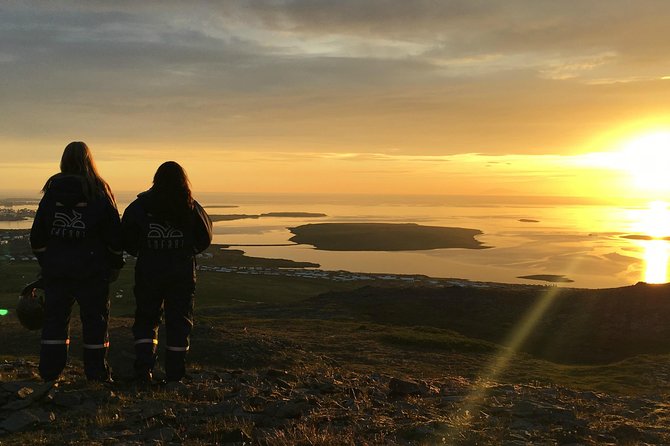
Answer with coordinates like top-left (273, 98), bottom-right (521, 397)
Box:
top-left (2, 0), bottom-right (670, 166)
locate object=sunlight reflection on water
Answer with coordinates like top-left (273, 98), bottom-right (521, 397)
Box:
top-left (631, 201), bottom-right (670, 284)
top-left (642, 239), bottom-right (669, 284)
top-left (6, 194), bottom-right (670, 288)
top-left (203, 198), bottom-right (670, 288)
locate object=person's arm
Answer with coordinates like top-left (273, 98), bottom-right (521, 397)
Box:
top-left (121, 202), bottom-right (141, 257)
top-left (100, 197), bottom-right (125, 272)
top-left (191, 200), bottom-right (213, 254)
top-left (30, 194), bottom-right (51, 266)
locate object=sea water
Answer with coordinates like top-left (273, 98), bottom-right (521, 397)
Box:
top-left (198, 193), bottom-right (667, 289)
top-left (4, 192), bottom-right (667, 289)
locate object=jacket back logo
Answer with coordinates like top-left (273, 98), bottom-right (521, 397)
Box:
top-left (147, 223), bottom-right (185, 249)
top-left (51, 210), bottom-right (87, 239)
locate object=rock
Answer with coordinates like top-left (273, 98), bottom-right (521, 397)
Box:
top-left (29, 381), bottom-right (55, 401)
top-left (389, 377), bottom-right (423, 396)
top-left (3, 382), bottom-right (28, 393)
top-left (2, 399), bottom-right (32, 410)
top-left (309, 379), bottom-right (337, 394)
top-left (265, 368), bottom-right (289, 379)
top-left (140, 402), bottom-right (167, 420)
top-left (490, 384), bottom-right (516, 395)
top-left (438, 395), bottom-right (466, 405)
top-left (145, 426), bottom-right (177, 442)
top-left (509, 419), bottom-right (539, 431)
top-left (610, 424), bottom-right (644, 442)
top-left (17, 387), bottom-right (34, 399)
top-left (0, 410), bottom-right (40, 433)
top-left (578, 390), bottom-right (601, 401)
top-left (31, 408), bottom-right (56, 424)
top-left (208, 401), bottom-right (238, 416)
top-left (53, 391), bottom-right (83, 408)
top-left (596, 433), bottom-right (617, 443)
top-left (511, 400), bottom-right (577, 424)
top-left (1, 381), bottom-right (55, 410)
top-left (398, 423), bottom-right (443, 443)
top-left (16, 370), bottom-right (38, 380)
top-left (264, 397), bottom-right (311, 419)
top-left (165, 381), bottom-right (188, 394)
top-left (275, 378), bottom-right (292, 390)
top-left (217, 428), bottom-right (252, 443)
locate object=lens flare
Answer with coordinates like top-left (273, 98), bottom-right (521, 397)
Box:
top-left (444, 283), bottom-right (567, 442)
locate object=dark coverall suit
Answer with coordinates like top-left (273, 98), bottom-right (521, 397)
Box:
top-left (121, 190), bottom-right (212, 382)
top-left (30, 174), bottom-right (124, 381)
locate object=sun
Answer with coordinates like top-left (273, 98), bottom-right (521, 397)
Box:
top-left (617, 131), bottom-right (670, 192)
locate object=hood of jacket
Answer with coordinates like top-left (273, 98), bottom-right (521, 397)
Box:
top-left (44, 174), bottom-right (88, 207)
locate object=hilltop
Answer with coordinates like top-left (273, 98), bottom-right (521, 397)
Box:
top-left (1, 293), bottom-right (670, 444)
top-left (2, 237), bottom-right (670, 444)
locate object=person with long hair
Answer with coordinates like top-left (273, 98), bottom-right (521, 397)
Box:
top-left (122, 161), bottom-right (212, 384)
top-left (30, 141), bottom-right (124, 382)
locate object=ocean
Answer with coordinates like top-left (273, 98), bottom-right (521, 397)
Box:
top-left (197, 193), bottom-right (668, 289)
top-left (4, 192), bottom-right (668, 289)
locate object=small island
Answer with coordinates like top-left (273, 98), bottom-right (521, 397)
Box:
top-left (210, 214), bottom-right (260, 222)
top-left (210, 212), bottom-right (327, 222)
top-left (288, 223), bottom-right (487, 251)
top-left (203, 246), bottom-right (320, 268)
top-left (620, 234), bottom-right (667, 241)
top-left (519, 218), bottom-right (540, 223)
top-left (260, 212), bottom-right (327, 218)
top-left (517, 274), bottom-right (574, 283)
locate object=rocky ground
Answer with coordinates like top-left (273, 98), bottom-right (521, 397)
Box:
top-left (4, 270), bottom-right (670, 444)
top-left (1, 351), bottom-right (669, 445)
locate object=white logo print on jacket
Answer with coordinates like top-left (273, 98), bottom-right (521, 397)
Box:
top-left (51, 209), bottom-right (87, 239)
top-left (147, 223), bottom-right (185, 249)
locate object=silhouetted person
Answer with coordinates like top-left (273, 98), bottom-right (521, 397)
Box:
top-left (30, 141), bottom-right (123, 382)
top-left (121, 161), bottom-right (212, 384)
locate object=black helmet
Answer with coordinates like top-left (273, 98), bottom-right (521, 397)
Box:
top-left (17, 279), bottom-right (45, 331)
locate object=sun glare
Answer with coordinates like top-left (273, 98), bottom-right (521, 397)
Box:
top-left (618, 131), bottom-right (670, 192)
top-left (630, 200), bottom-right (670, 284)
top-left (643, 240), bottom-right (669, 284)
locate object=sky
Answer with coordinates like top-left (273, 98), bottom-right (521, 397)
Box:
top-left (2, 0), bottom-right (670, 198)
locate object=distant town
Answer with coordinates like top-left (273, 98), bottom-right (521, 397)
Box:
top-left (1, 229), bottom-right (490, 288)
top-left (196, 262), bottom-right (496, 288)
top-left (0, 207), bottom-right (36, 221)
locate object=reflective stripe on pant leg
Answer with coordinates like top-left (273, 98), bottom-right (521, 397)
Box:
top-left (164, 288), bottom-right (194, 382)
top-left (77, 276), bottom-right (111, 381)
top-left (40, 277), bottom-right (75, 381)
top-left (41, 339), bottom-right (71, 345)
top-left (39, 339), bottom-right (70, 381)
top-left (166, 345), bottom-right (189, 352)
top-left (134, 339), bottom-right (158, 375)
top-left (82, 341), bottom-right (110, 349)
top-left (133, 282), bottom-right (162, 375)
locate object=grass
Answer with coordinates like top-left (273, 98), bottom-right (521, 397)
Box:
top-left (378, 326), bottom-right (497, 353)
top-left (510, 354), bottom-right (670, 394)
top-left (5, 232), bottom-right (670, 444)
top-left (2, 260), bottom-right (670, 398)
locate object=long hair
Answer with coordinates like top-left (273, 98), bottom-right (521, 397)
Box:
top-left (150, 161), bottom-right (194, 226)
top-left (42, 141), bottom-right (116, 205)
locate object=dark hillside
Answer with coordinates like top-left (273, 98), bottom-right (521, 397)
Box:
top-left (311, 282), bottom-right (670, 364)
